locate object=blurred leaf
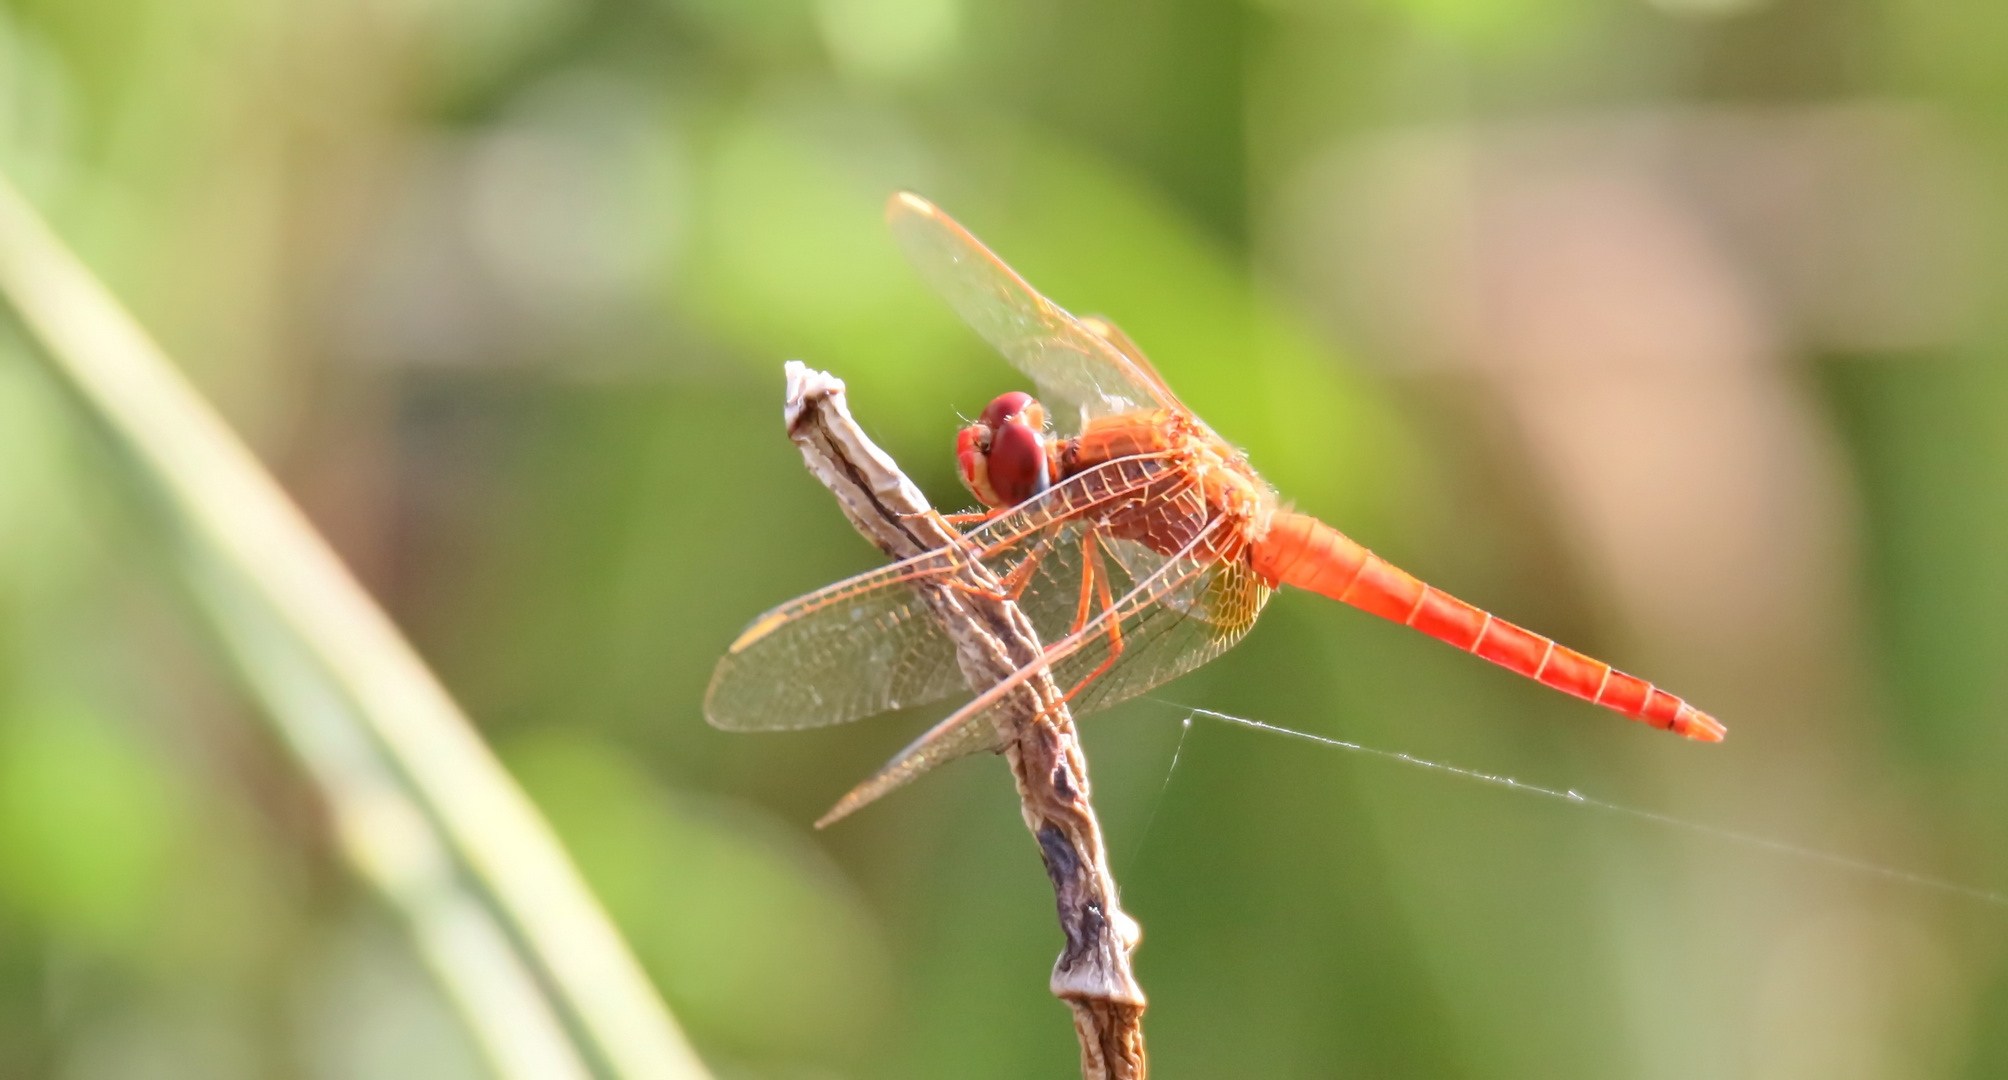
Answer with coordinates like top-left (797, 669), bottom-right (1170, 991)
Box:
top-left (0, 9), bottom-right (78, 202)
top-left (0, 702), bottom-right (183, 948)
top-left (1357, 0), bottom-right (1593, 49)
top-left (814, 0), bottom-right (962, 84)
top-left (509, 733), bottom-right (892, 1066)
top-left (0, 173), bottom-right (709, 1080)
top-left (679, 97), bottom-right (990, 434)
top-left (404, 0), bottom-right (591, 102)
top-left (0, 345), bottom-right (94, 596)
top-left (298, 915), bottom-right (491, 1080)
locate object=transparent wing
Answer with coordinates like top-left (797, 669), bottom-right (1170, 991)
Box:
top-left (704, 576), bottom-right (964, 732)
top-left (887, 192), bottom-right (1174, 433)
top-left (1060, 550), bottom-right (1270, 718)
top-left (1076, 314), bottom-right (1187, 414)
top-left (818, 514), bottom-right (1273, 825)
top-left (704, 454), bottom-right (1180, 732)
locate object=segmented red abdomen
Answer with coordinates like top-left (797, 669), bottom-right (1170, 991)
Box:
top-left (1248, 511), bottom-right (1725, 742)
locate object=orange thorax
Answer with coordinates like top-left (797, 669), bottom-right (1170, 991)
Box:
top-left (1052, 410), bottom-right (1267, 564)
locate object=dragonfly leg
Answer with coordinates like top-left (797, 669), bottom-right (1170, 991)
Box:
top-left (1050, 530), bottom-right (1127, 710)
top-left (991, 534), bottom-right (1056, 602)
top-left (937, 510), bottom-right (997, 526)
top-left (936, 530), bottom-right (1057, 605)
top-left (903, 507), bottom-right (1004, 533)
top-left (1066, 526), bottom-right (1102, 645)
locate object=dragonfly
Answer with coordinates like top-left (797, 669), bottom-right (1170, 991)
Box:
top-left (707, 192), bottom-right (1725, 827)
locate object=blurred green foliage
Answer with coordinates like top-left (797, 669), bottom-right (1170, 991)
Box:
top-left (0, 702), bottom-right (184, 948)
top-left (3, 0), bottom-right (2008, 1076)
top-left (509, 733), bottom-right (890, 1062)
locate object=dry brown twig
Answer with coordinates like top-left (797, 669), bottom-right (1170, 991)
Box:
top-left (782, 361), bottom-right (1147, 1079)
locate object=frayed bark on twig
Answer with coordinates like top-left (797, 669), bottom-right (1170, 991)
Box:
top-left (782, 362), bottom-right (1147, 1080)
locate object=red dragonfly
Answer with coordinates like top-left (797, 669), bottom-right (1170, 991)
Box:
top-left (708, 192), bottom-right (1724, 826)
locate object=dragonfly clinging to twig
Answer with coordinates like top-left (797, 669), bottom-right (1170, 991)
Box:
top-left (707, 192), bottom-right (1724, 825)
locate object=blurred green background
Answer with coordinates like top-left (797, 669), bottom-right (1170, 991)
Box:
top-left (3, 0), bottom-right (2008, 1076)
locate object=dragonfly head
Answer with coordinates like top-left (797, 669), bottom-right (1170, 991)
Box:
top-left (957, 391), bottom-right (1052, 509)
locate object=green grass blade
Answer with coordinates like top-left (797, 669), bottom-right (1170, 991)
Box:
top-left (0, 172), bottom-right (712, 1080)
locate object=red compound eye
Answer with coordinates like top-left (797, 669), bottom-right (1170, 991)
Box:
top-left (958, 391), bottom-right (1050, 508)
top-left (980, 391), bottom-right (1036, 430)
top-left (986, 415), bottom-right (1050, 505)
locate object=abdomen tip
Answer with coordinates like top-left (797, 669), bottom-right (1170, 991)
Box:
top-left (1676, 706), bottom-right (1727, 743)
